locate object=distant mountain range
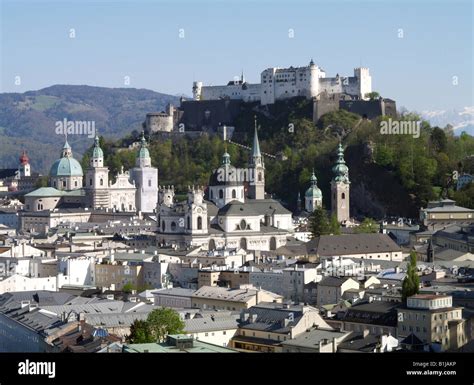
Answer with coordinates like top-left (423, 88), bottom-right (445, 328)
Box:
top-left (421, 106), bottom-right (474, 136)
top-left (0, 85), bottom-right (179, 174)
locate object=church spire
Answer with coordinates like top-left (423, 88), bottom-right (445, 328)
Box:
top-left (332, 143), bottom-right (350, 184)
top-left (250, 116), bottom-right (263, 167)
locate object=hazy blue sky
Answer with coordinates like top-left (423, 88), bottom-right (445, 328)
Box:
top-left (0, 0), bottom-right (472, 112)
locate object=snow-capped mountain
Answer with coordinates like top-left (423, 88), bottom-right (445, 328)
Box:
top-left (421, 106), bottom-right (474, 136)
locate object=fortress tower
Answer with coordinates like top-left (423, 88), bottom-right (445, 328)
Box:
top-left (354, 67), bottom-right (372, 100)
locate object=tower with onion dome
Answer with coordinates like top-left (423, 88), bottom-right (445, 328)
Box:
top-left (331, 143), bottom-right (350, 223)
top-left (305, 170), bottom-right (322, 212)
top-left (85, 135), bottom-right (110, 208)
top-left (19, 150), bottom-right (31, 177)
top-left (129, 132), bottom-right (158, 213)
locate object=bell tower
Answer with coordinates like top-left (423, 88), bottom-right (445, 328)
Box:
top-left (248, 117), bottom-right (265, 200)
top-left (85, 135), bottom-right (110, 208)
top-left (331, 143), bottom-right (350, 223)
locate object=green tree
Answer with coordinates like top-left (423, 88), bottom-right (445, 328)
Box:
top-left (329, 214), bottom-right (341, 235)
top-left (146, 308), bottom-right (185, 343)
top-left (365, 91), bottom-right (380, 100)
top-left (355, 218), bottom-right (378, 233)
top-left (122, 282), bottom-right (134, 293)
top-left (309, 206), bottom-right (330, 237)
top-left (402, 252), bottom-right (420, 302)
top-left (127, 319), bottom-right (152, 343)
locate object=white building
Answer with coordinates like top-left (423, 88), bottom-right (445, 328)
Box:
top-left (0, 274), bottom-right (57, 294)
top-left (193, 60), bottom-right (372, 106)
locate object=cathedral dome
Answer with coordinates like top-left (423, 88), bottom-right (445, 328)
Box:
top-left (50, 141), bottom-right (83, 177)
top-left (50, 157), bottom-right (83, 177)
top-left (209, 152), bottom-right (243, 186)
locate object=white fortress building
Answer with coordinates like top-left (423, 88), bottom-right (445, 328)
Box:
top-left (192, 60), bottom-right (372, 105)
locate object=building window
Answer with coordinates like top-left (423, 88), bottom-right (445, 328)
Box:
top-left (148, 179), bottom-right (152, 187)
top-left (219, 189), bottom-right (223, 199)
top-left (232, 189), bottom-right (236, 199)
top-left (197, 216), bottom-right (203, 230)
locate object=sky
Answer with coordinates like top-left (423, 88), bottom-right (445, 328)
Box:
top-left (0, 0), bottom-right (472, 113)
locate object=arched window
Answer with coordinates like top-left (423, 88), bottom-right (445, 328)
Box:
top-left (89, 179), bottom-right (92, 186)
top-left (341, 193), bottom-right (345, 199)
top-left (74, 181), bottom-right (78, 187)
top-left (258, 172), bottom-right (262, 182)
top-left (100, 179), bottom-right (103, 186)
top-left (148, 179), bottom-right (152, 187)
top-left (232, 189), bottom-right (236, 199)
top-left (171, 222), bottom-right (177, 231)
top-left (197, 216), bottom-right (202, 230)
top-left (219, 189), bottom-right (223, 199)
top-left (162, 221), bottom-right (166, 231)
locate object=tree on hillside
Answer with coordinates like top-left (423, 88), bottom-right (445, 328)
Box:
top-left (355, 218), bottom-right (378, 233)
top-left (402, 252), bottom-right (420, 302)
top-left (430, 127), bottom-right (448, 153)
top-left (146, 308), bottom-right (185, 343)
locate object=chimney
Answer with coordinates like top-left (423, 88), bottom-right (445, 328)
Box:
top-left (240, 310), bottom-right (249, 322)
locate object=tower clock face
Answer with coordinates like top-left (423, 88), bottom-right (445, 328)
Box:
top-left (197, 208), bottom-right (202, 213)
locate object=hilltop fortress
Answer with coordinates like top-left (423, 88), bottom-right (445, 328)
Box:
top-left (192, 60), bottom-right (372, 105)
top-left (145, 60), bottom-right (395, 134)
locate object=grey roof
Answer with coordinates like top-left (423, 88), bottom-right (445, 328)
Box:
top-left (218, 201), bottom-right (260, 216)
top-left (184, 313), bottom-right (240, 333)
top-left (153, 288), bottom-right (195, 297)
top-left (0, 291), bottom-right (76, 312)
top-left (281, 328), bottom-right (348, 349)
top-left (192, 286), bottom-right (281, 303)
top-left (339, 301), bottom-right (399, 327)
top-left (238, 305), bottom-right (304, 334)
top-left (318, 276), bottom-right (352, 287)
top-left (85, 312), bottom-right (150, 328)
top-left (307, 234), bottom-right (401, 256)
top-left (338, 332), bottom-right (380, 352)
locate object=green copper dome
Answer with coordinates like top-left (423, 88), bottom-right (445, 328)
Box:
top-left (92, 135), bottom-right (104, 159)
top-left (50, 140), bottom-right (83, 177)
top-left (332, 143), bottom-right (350, 183)
top-left (138, 132), bottom-right (150, 159)
top-left (305, 170), bottom-right (322, 198)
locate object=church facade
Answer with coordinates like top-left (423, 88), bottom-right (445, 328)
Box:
top-left (156, 126), bottom-right (294, 251)
top-left (24, 134), bottom-right (158, 214)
